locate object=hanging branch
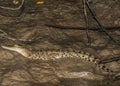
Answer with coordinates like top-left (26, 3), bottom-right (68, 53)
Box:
top-left (45, 0), bottom-right (120, 45)
top-left (85, 0), bottom-right (120, 45)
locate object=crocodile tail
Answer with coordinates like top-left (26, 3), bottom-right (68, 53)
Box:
top-left (75, 51), bottom-right (114, 75)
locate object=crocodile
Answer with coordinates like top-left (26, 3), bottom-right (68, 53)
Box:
top-left (1, 44), bottom-right (114, 75)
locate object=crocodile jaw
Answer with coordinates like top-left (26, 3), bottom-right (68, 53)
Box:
top-left (1, 45), bottom-right (29, 57)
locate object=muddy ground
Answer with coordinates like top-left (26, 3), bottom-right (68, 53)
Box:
top-left (0, 0), bottom-right (120, 86)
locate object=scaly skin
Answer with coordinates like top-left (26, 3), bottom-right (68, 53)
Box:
top-left (1, 44), bottom-right (114, 75)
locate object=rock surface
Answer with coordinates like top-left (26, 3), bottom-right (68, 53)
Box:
top-left (0, 0), bottom-right (120, 86)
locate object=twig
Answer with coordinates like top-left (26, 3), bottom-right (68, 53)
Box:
top-left (0, 0), bottom-right (24, 10)
top-left (45, 24), bottom-right (120, 31)
top-left (0, 29), bottom-right (17, 40)
top-left (98, 56), bottom-right (120, 64)
top-left (0, 28), bottom-right (47, 44)
top-left (83, 0), bottom-right (91, 44)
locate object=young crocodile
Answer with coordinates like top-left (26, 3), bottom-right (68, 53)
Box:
top-left (1, 44), bottom-right (114, 75)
